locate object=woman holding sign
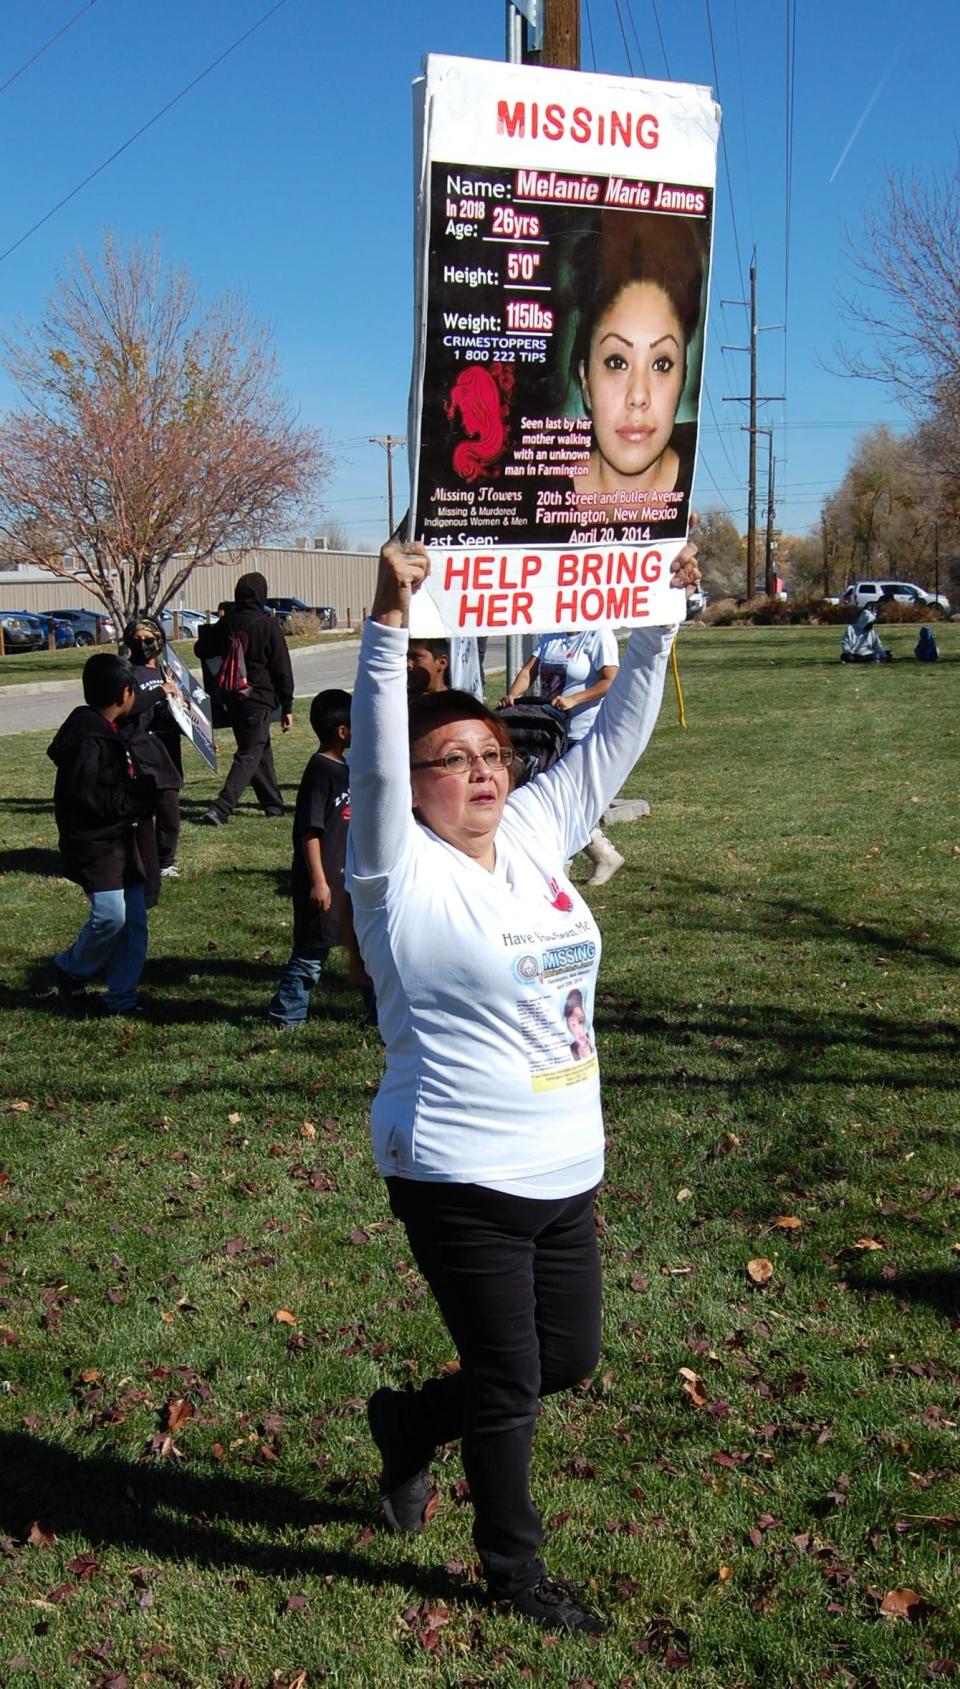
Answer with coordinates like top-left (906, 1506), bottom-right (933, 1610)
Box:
top-left (350, 534), bottom-right (700, 1634)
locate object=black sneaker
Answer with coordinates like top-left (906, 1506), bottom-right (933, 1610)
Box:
top-left (197, 808), bottom-right (227, 827)
top-left (492, 1575), bottom-right (606, 1636)
top-left (262, 807), bottom-right (285, 818)
top-left (367, 1387), bottom-right (437, 1534)
top-left (52, 962), bottom-right (87, 1006)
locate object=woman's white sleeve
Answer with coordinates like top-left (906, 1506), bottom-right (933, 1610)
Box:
top-left (347, 620), bottom-right (414, 878)
top-left (559, 626), bottom-right (675, 831)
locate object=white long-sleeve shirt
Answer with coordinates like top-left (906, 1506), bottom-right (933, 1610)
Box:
top-left (346, 619), bottom-right (674, 1192)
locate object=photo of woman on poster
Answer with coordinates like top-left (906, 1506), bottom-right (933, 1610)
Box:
top-left (566, 211), bottom-right (705, 531)
top-left (564, 986), bottom-right (594, 1062)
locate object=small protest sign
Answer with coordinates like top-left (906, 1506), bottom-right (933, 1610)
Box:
top-left (409, 55), bottom-right (720, 633)
top-left (161, 641), bottom-right (217, 772)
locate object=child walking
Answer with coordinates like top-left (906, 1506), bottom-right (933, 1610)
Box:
top-left (48, 653), bottom-right (156, 1016)
top-left (266, 690), bottom-right (352, 1029)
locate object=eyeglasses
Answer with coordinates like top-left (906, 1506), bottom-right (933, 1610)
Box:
top-left (410, 746), bottom-right (514, 775)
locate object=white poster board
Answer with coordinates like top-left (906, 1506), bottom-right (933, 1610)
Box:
top-left (409, 55), bottom-right (720, 634)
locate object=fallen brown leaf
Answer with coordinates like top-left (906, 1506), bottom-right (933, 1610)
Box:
top-left (746, 1257), bottom-right (774, 1285)
top-left (275, 1309), bottom-right (297, 1326)
top-left (879, 1586), bottom-right (923, 1621)
top-left (166, 1397), bottom-right (193, 1433)
top-left (774, 1215), bottom-right (803, 1231)
top-left (679, 1366), bottom-right (709, 1408)
top-left (26, 1521), bottom-right (56, 1548)
top-left (853, 1237), bottom-right (884, 1251)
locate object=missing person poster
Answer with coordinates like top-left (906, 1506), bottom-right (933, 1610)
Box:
top-left (161, 640), bottom-right (217, 773)
top-left (409, 55), bottom-right (720, 633)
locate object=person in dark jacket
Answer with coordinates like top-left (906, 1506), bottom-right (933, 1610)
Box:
top-left (194, 572), bottom-right (294, 824)
top-left (48, 652), bottom-right (156, 1015)
top-left (123, 618), bottom-right (185, 895)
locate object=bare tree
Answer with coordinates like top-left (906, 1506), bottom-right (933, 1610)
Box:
top-left (838, 151), bottom-right (960, 414)
top-left (0, 233), bottom-right (330, 631)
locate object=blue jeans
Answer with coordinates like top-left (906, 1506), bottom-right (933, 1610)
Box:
top-left (55, 885), bottom-right (148, 1011)
top-left (267, 949), bottom-right (328, 1026)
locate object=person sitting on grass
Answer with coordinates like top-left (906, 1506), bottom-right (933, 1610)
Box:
top-left (265, 689), bottom-right (353, 1030)
top-left (840, 608), bottom-right (893, 663)
top-left (47, 653), bottom-right (156, 1017)
top-left (915, 625), bottom-right (939, 663)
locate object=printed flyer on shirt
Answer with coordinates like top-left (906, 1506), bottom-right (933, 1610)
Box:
top-left (409, 54), bottom-right (720, 634)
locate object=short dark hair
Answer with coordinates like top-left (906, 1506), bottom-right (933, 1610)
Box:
top-left (82, 652), bottom-right (135, 709)
top-left (408, 690), bottom-right (516, 790)
top-left (309, 688), bottom-right (352, 746)
top-left (408, 638), bottom-right (450, 662)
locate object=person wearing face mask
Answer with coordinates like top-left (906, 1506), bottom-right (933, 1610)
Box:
top-left (123, 618), bottom-right (184, 880)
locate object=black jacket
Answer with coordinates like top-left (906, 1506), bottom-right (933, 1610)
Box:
top-left (123, 668), bottom-right (184, 791)
top-left (194, 572), bottom-right (294, 713)
top-left (47, 707), bottom-right (155, 892)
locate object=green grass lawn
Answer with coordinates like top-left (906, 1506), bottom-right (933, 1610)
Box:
top-left (0, 625), bottom-right (957, 1687)
top-left (0, 629), bottom-right (357, 688)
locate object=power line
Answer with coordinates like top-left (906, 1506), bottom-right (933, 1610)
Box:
top-left (0, 0), bottom-right (290, 267)
top-left (611, 0), bottom-right (637, 76)
top-left (704, 0), bottom-right (747, 302)
top-left (620, 0), bottom-right (649, 77)
top-left (0, 0), bottom-right (98, 100)
top-left (649, 0), bottom-right (671, 77)
top-left (583, 0), bottom-right (598, 70)
top-left (731, 0), bottom-right (754, 231)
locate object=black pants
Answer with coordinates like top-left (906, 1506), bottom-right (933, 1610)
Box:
top-left (213, 701), bottom-right (282, 818)
top-left (386, 1177), bottom-right (602, 1592)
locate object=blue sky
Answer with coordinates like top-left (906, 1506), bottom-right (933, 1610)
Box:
top-left (0, 0), bottom-right (955, 549)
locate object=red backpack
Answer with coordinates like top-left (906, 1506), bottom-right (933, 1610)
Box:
top-left (214, 630), bottom-right (251, 700)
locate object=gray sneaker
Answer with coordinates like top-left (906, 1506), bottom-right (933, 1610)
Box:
top-left (367, 1387), bottom-right (437, 1533)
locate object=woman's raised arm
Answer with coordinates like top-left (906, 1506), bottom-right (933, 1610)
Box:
top-left (347, 541), bottom-right (431, 880)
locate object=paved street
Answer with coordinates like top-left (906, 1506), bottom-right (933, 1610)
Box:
top-left (0, 636), bottom-right (509, 735)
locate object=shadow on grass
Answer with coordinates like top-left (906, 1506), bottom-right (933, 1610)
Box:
top-left (0, 845), bottom-right (62, 876)
top-left (602, 996), bottom-right (958, 1088)
top-left (846, 1268), bottom-right (960, 1322)
top-left (0, 1432), bottom-right (464, 1599)
top-left (648, 873), bottom-right (959, 972)
top-left (4, 956), bottom-right (372, 1035)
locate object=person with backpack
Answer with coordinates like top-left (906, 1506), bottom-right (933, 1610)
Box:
top-left (194, 572), bottom-right (294, 825)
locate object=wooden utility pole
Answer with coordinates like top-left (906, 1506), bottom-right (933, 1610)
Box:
top-left (370, 435), bottom-right (406, 535)
top-left (505, 0), bottom-right (580, 682)
top-left (722, 255), bottom-right (783, 600)
top-left (543, 0), bottom-right (579, 67)
top-left (764, 437), bottom-right (776, 596)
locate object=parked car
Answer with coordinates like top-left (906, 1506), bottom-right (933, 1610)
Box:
top-left (19, 612), bottom-right (76, 649)
top-left (159, 608), bottom-right (205, 640)
top-left (215, 596), bottom-right (337, 631)
top-left (50, 607), bottom-right (117, 646)
top-left (840, 579), bottom-right (950, 615)
top-left (0, 612), bottom-right (46, 653)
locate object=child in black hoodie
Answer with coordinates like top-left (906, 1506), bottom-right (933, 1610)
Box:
top-left (47, 653), bottom-right (156, 1015)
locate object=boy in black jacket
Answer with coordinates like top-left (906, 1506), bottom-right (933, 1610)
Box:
top-left (194, 571), bottom-right (294, 824)
top-left (266, 689), bottom-right (351, 1029)
top-left (48, 653), bottom-right (156, 1015)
